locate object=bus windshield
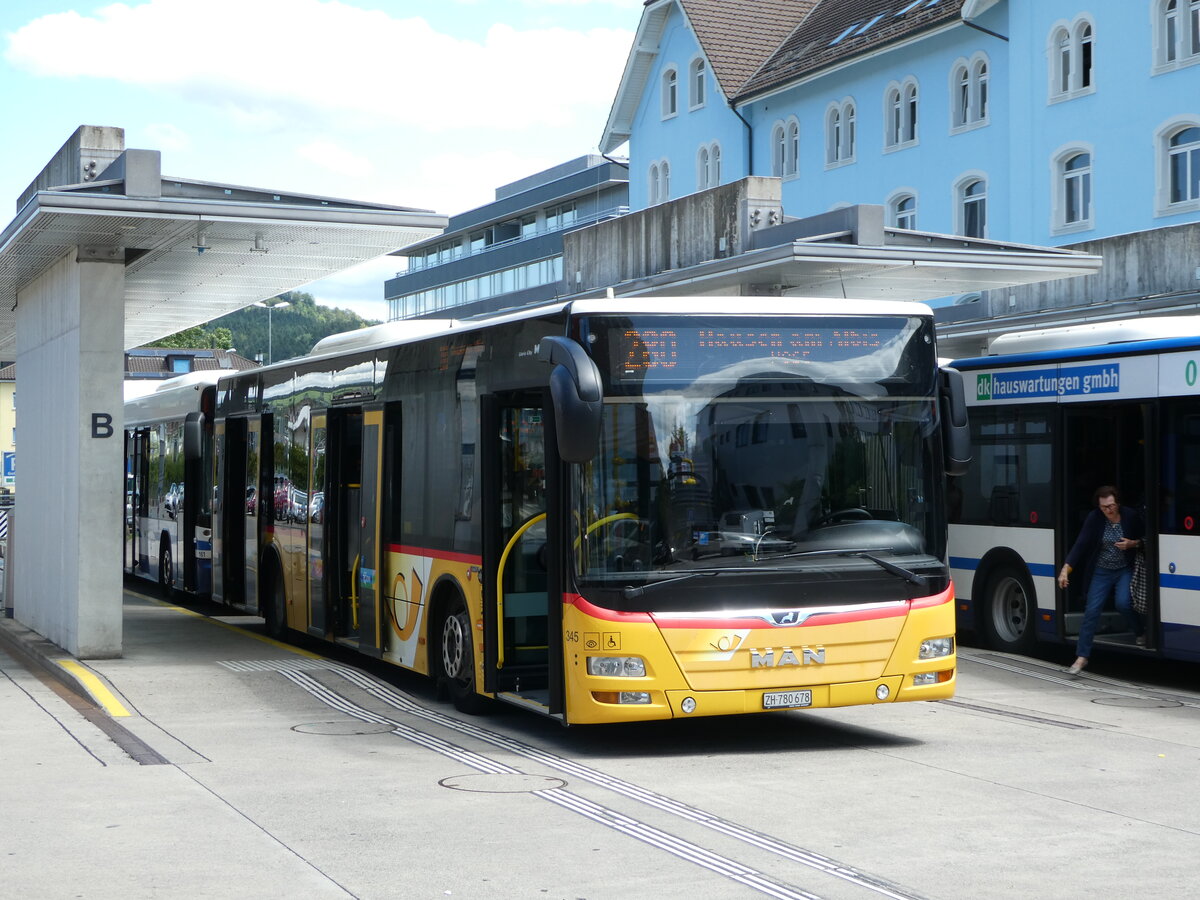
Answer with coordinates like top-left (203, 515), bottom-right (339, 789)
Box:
top-left (573, 314), bottom-right (943, 601)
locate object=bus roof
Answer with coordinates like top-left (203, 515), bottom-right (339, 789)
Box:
top-left (290, 296), bottom-right (935, 366)
top-left (951, 315), bottom-right (1200, 369)
top-left (124, 369), bottom-right (222, 425)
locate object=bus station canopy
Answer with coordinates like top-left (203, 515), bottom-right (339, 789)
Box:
top-left (0, 153), bottom-right (448, 357)
top-left (609, 223), bottom-right (1103, 301)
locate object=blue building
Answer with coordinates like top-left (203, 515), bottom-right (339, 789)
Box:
top-left (601, 0), bottom-right (1200, 259)
top-left (385, 155), bottom-right (628, 320)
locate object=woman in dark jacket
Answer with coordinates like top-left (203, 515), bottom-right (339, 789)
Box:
top-left (1057, 485), bottom-right (1145, 674)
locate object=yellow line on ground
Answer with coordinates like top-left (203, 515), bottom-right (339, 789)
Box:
top-left (57, 659), bottom-right (131, 717)
top-left (141, 594), bottom-right (324, 660)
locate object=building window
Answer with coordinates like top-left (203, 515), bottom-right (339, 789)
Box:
top-left (885, 78), bottom-right (919, 148)
top-left (697, 142), bottom-right (721, 190)
top-left (889, 192), bottom-right (918, 230)
top-left (1049, 17), bottom-right (1095, 101)
top-left (690, 58), bottom-right (706, 109)
top-left (825, 99), bottom-right (856, 166)
top-left (786, 121), bottom-right (799, 176)
top-left (951, 54), bottom-right (989, 131)
top-left (1053, 148), bottom-right (1094, 232)
top-left (958, 176), bottom-right (988, 238)
top-left (649, 159), bottom-right (671, 205)
top-left (662, 67), bottom-right (678, 118)
top-left (545, 202), bottom-right (577, 231)
top-left (1170, 126), bottom-right (1200, 203)
top-left (771, 119), bottom-right (800, 177)
top-left (1158, 0), bottom-right (1200, 69)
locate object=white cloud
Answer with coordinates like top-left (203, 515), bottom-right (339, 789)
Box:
top-left (4, 1), bottom-right (632, 134)
top-left (301, 256), bottom-right (398, 321)
top-left (295, 140), bottom-right (374, 178)
top-left (141, 122), bottom-right (191, 152)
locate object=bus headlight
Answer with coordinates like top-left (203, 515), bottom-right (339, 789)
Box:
top-left (919, 637), bottom-right (954, 659)
top-left (587, 656), bottom-right (647, 677)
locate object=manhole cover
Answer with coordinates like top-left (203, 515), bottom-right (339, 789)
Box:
top-left (1092, 697), bottom-right (1183, 709)
top-left (439, 774), bottom-right (566, 793)
top-left (293, 721), bottom-right (395, 735)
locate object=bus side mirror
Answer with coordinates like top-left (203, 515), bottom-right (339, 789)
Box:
top-left (184, 412), bottom-right (205, 462)
top-left (939, 366), bottom-right (970, 477)
top-left (539, 336), bottom-right (603, 463)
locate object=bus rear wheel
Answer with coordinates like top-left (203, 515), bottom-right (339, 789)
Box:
top-left (440, 598), bottom-right (487, 714)
top-left (158, 541), bottom-right (173, 599)
top-left (981, 565), bottom-right (1037, 654)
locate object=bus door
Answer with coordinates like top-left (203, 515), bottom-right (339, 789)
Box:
top-left (125, 427), bottom-right (149, 575)
top-left (244, 416), bottom-right (267, 611)
top-left (322, 407), bottom-right (381, 651)
top-left (307, 413), bottom-right (328, 637)
top-left (218, 418), bottom-right (245, 606)
top-left (1060, 403), bottom-right (1154, 642)
top-left (481, 391), bottom-right (564, 716)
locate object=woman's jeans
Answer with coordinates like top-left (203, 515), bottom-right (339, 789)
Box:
top-left (1076, 564), bottom-right (1143, 658)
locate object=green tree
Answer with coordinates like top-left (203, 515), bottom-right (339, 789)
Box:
top-left (147, 291), bottom-right (379, 361)
top-left (149, 325), bottom-right (233, 349)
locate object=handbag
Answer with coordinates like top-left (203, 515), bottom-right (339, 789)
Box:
top-left (1131, 547), bottom-right (1148, 614)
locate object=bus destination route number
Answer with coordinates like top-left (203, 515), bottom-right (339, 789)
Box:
top-left (622, 328), bottom-right (885, 375)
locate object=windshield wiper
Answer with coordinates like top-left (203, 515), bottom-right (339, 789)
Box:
top-left (764, 547), bottom-right (931, 588)
top-left (623, 570), bottom-right (720, 599)
top-left (854, 552), bottom-right (931, 589)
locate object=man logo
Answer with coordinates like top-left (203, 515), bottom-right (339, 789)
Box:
top-left (771, 611), bottom-right (800, 625)
top-left (750, 646), bottom-right (826, 667)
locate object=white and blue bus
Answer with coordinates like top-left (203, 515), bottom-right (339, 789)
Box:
top-left (948, 316), bottom-right (1200, 662)
top-left (124, 371), bottom-right (220, 596)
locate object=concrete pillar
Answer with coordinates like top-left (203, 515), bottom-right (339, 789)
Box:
top-left (15, 248), bottom-right (125, 657)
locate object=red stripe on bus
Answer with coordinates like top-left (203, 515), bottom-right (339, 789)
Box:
top-left (386, 544), bottom-right (482, 566)
top-left (647, 604), bottom-right (908, 630)
top-left (630, 584), bottom-right (953, 630)
top-left (563, 593), bottom-right (655, 623)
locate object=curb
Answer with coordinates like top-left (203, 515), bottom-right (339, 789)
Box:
top-left (0, 614), bottom-right (168, 765)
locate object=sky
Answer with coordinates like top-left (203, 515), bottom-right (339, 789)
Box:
top-left (0, 0), bottom-right (639, 320)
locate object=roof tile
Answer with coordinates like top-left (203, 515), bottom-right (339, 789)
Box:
top-left (733, 0), bottom-right (967, 99)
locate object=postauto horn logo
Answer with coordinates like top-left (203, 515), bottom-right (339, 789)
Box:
top-left (976, 373), bottom-right (992, 400)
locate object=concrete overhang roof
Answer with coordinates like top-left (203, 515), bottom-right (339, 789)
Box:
top-left (0, 184), bottom-right (448, 357)
top-left (590, 229), bottom-right (1103, 300)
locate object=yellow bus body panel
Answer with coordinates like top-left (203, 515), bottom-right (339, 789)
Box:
top-left (562, 585), bottom-right (957, 725)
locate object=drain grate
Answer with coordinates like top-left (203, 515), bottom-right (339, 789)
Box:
top-left (439, 773), bottom-right (566, 793)
top-left (293, 720), bottom-right (396, 735)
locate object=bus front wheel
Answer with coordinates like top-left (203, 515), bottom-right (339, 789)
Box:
top-left (440, 598), bottom-right (487, 714)
top-left (981, 565), bottom-right (1037, 654)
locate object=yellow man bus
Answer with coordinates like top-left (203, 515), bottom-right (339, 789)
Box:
top-left (132, 297), bottom-right (966, 724)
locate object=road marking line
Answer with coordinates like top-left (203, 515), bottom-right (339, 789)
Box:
top-left (57, 659), bottom-right (131, 717)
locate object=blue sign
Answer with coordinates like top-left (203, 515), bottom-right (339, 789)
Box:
top-left (976, 364), bottom-right (1121, 401)
top-left (2, 451), bottom-right (13, 478)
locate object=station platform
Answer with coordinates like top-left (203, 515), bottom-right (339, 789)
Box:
top-left (0, 585), bottom-right (522, 899)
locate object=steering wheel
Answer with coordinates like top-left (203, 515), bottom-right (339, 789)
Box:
top-left (813, 507), bottom-right (872, 528)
